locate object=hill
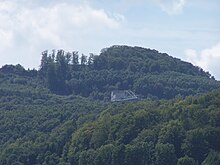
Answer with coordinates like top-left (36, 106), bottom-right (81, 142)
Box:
top-left (0, 85), bottom-right (219, 164)
top-left (66, 90), bottom-right (220, 165)
top-left (0, 45), bottom-right (220, 164)
top-left (2, 45), bottom-right (218, 100)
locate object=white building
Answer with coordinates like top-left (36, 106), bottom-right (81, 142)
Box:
top-left (111, 90), bottom-right (138, 102)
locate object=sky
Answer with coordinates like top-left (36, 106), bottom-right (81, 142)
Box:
top-left (0, 0), bottom-right (220, 79)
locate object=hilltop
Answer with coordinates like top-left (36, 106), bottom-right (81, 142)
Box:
top-left (1, 45), bottom-right (219, 100)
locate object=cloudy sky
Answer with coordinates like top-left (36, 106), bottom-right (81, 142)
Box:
top-left (0, 0), bottom-right (220, 79)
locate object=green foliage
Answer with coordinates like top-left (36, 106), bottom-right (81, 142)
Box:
top-left (202, 150), bottom-right (220, 165)
top-left (177, 156), bottom-right (197, 165)
top-left (37, 46), bottom-right (220, 99)
top-left (182, 128), bottom-right (211, 164)
top-left (1, 45), bottom-right (220, 164)
top-left (0, 82), bottom-right (220, 164)
top-left (0, 79), bottom-right (104, 164)
top-left (158, 120), bottom-right (185, 157)
top-left (155, 143), bottom-right (177, 165)
top-left (66, 90), bottom-right (220, 164)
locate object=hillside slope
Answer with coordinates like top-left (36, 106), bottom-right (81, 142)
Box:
top-left (0, 86), bottom-right (219, 164)
top-left (0, 45), bottom-right (220, 165)
top-left (1, 46), bottom-right (220, 100)
top-left (37, 45), bottom-right (220, 100)
top-left (66, 90), bottom-right (220, 165)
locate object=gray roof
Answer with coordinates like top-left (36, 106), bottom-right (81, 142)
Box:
top-left (111, 90), bottom-right (138, 102)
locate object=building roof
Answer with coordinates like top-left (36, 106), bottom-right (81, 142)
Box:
top-left (111, 90), bottom-right (138, 102)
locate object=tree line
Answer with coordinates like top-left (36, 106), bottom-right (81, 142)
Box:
top-left (37, 46), bottom-right (220, 100)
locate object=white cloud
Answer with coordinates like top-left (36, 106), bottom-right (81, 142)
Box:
top-left (0, 0), bottom-right (124, 69)
top-left (185, 42), bottom-right (220, 80)
top-left (154, 0), bottom-right (187, 14)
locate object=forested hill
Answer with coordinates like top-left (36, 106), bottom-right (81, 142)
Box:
top-left (64, 90), bottom-right (220, 165)
top-left (97, 45), bottom-right (210, 77)
top-left (0, 46), bottom-right (220, 164)
top-left (0, 84), bottom-right (220, 164)
top-left (1, 45), bottom-right (219, 100)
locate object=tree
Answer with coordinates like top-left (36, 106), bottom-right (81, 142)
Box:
top-left (55, 49), bottom-right (70, 93)
top-left (40, 50), bottom-right (49, 76)
top-left (155, 143), bottom-right (177, 165)
top-left (40, 50), bottom-right (49, 69)
top-left (158, 120), bottom-right (185, 157)
top-left (202, 150), bottom-right (220, 165)
top-left (177, 156), bottom-right (197, 165)
top-left (94, 144), bottom-right (114, 165)
top-left (80, 54), bottom-right (87, 65)
top-left (88, 53), bottom-right (95, 66)
top-left (65, 52), bottom-right (72, 65)
top-left (182, 128), bottom-right (209, 164)
top-left (47, 59), bottom-right (57, 92)
top-left (72, 51), bottom-right (79, 65)
top-left (78, 149), bottom-right (97, 165)
top-left (125, 142), bottom-right (155, 165)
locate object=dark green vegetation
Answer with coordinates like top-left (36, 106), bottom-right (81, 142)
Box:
top-left (38, 46), bottom-right (219, 100)
top-left (0, 84), bottom-right (220, 164)
top-left (0, 45), bottom-right (220, 164)
top-left (68, 90), bottom-right (220, 165)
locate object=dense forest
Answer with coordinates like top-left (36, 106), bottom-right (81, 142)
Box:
top-left (38, 46), bottom-right (219, 100)
top-left (0, 86), bottom-right (220, 164)
top-left (0, 45), bottom-right (220, 164)
top-left (1, 45), bottom-right (219, 100)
